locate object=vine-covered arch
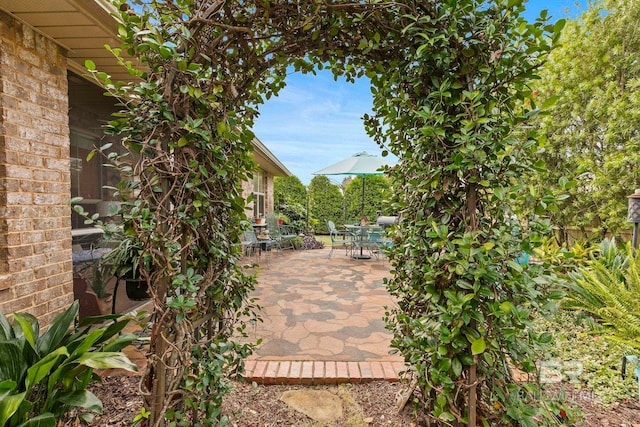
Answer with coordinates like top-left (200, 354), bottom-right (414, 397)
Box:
top-left (92, 1), bottom-right (564, 425)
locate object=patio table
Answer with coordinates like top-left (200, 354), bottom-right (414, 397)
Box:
top-left (344, 224), bottom-right (383, 260)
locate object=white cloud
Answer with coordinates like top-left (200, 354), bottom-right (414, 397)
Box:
top-left (253, 70), bottom-right (381, 184)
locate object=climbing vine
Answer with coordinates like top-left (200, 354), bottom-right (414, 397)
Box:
top-left (367, 2), bottom-right (567, 425)
top-left (90, 0), bottom-right (565, 425)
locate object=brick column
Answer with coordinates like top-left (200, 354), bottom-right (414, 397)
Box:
top-left (0, 11), bottom-right (73, 326)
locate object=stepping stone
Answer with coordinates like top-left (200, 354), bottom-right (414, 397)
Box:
top-left (280, 389), bottom-right (343, 423)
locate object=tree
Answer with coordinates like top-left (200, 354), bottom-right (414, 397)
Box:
top-left (274, 176), bottom-right (308, 232)
top-left (344, 175), bottom-right (390, 221)
top-left (309, 175), bottom-right (343, 234)
top-left (530, 0), bottom-right (640, 242)
top-left (274, 176), bottom-right (307, 208)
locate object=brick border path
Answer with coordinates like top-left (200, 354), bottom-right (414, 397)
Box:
top-left (244, 359), bottom-right (404, 385)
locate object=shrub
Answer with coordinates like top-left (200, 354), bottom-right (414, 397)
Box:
top-left (532, 309), bottom-right (636, 406)
top-left (0, 301), bottom-right (138, 425)
top-left (564, 238), bottom-right (640, 352)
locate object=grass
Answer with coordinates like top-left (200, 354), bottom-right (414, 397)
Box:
top-left (315, 234), bottom-right (331, 245)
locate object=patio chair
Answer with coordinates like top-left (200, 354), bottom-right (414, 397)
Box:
top-left (364, 229), bottom-right (385, 260)
top-left (266, 213), bottom-right (298, 250)
top-left (242, 229), bottom-right (265, 264)
top-left (327, 221), bottom-right (353, 258)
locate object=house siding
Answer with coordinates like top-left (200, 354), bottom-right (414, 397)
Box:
top-left (0, 11), bottom-right (73, 325)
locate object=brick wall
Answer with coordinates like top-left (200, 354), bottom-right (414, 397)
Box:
top-left (241, 179), bottom-right (255, 217)
top-left (0, 11), bottom-right (73, 326)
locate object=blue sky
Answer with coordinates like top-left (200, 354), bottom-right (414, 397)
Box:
top-left (253, 0), bottom-right (587, 184)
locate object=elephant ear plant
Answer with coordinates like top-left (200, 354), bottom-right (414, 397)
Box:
top-left (0, 301), bottom-right (138, 426)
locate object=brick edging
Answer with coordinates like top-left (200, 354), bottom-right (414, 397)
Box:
top-left (243, 360), bottom-right (405, 385)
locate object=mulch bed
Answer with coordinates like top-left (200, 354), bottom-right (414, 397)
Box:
top-left (86, 375), bottom-right (640, 426)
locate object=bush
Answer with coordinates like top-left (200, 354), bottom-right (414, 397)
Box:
top-left (532, 309), bottom-right (636, 406)
top-left (0, 301), bottom-right (138, 425)
top-left (564, 238), bottom-right (640, 352)
top-left (276, 202), bottom-right (307, 234)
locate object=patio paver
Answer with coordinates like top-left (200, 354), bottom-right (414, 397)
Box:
top-left (242, 246), bottom-right (404, 384)
top-left (104, 246), bottom-right (406, 384)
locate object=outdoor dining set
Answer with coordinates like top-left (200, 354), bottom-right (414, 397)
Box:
top-left (241, 214), bottom-right (300, 264)
top-left (327, 218), bottom-right (395, 260)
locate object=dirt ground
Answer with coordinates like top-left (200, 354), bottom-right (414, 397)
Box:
top-left (86, 375), bottom-right (640, 426)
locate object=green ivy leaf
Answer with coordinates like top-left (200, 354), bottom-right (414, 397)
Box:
top-left (471, 337), bottom-right (486, 355)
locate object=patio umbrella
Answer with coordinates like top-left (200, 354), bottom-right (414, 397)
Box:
top-left (312, 151), bottom-right (391, 217)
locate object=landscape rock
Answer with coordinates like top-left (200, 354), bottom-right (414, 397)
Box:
top-left (280, 389), bottom-right (343, 423)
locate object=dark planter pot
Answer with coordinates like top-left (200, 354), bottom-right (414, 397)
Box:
top-left (73, 277), bottom-right (113, 319)
top-left (125, 277), bottom-right (150, 301)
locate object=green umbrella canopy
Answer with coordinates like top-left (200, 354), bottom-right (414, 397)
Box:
top-left (313, 152), bottom-right (392, 217)
top-left (312, 151), bottom-right (389, 176)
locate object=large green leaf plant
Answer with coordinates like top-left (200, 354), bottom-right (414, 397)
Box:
top-left (565, 238), bottom-right (640, 351)
top-left (0, 301), bottom-right (138, 426)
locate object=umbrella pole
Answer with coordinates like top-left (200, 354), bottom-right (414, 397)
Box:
top-left (361, 176), bottom-right (365, 218)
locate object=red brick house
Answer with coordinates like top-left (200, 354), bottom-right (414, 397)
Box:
top-left (0, 1), bottom-right (290, 325)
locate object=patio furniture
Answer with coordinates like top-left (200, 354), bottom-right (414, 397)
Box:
top-left (364, 229), bottom-right (385, 260)
top-left (345, 224), bottom-right (383, 260)
top-left (313, 152), bottom-right (393, 217)
top-left (327, 220), bottom-right (353, 258)
top-left (242, 229), bottom-right (263, 264)
top-left (266, 213), bottom-right (299, 250)
top-left (256, 228), bottom-right (279, 264)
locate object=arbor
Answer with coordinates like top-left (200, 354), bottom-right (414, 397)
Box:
top-left (530, 0), bottom-right (640, 241)
top-left (366, 2), bottom-right (565, 425)
top-left (92, 0), bottom-right (564, 425)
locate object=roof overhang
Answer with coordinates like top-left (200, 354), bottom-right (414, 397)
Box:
top-left (0, 0), bottom-right (140, 82)
top-left (252, 138), bottom-right (292, 177)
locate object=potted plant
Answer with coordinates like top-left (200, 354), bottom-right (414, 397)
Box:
top-left (73, 256), bottom-right (114, 318)
top-left (277, 213), bottom-right (289, 226)
top-left (102, 233), bottom-right (150, 301)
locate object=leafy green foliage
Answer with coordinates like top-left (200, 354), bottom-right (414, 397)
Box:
top-left (565, 238), bottom-right (640, 351)
top-left (89, 0), bottom-right (572, 424)
top-left (532, 309), bottom-right (636, 406)
top-left (534, 238), bottom-right (595, 270)
top-left (88, 0), bottom-right (278, 423)
top-left (0, 301), bottom-right (137, 426)
top-left (276, 202), bottom-right (307, 234)
top-left (529, 0), bottom-right (640, 240)
top-left (365, 1), bottom-right (567, 424)
top-left (274, 176), bottom-right (309, 233)
top-left (274, 176), bottom-right (307, 208)
top-left (344, 175), bottom-right (390, 222)
top-left (309, 176), bottom-right (345, 234)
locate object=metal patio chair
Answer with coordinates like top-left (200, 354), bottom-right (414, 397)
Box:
top-left (327, 220), bottom-right (353, 258)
